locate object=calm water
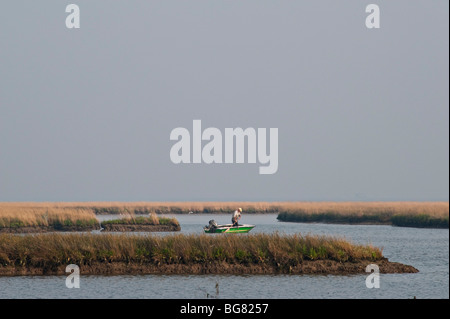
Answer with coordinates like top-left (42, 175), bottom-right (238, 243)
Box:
top-left (0, 214), bottom-right (448, 299)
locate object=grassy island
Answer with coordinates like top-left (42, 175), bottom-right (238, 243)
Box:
top-left (102, 215), bottom-right (180, 232)
top-left (276, 202), bottom-right (449, 228)
top-left (0, 204), bottom-right (180, 233)
top-left (0, 232), bottom-right (417, 276)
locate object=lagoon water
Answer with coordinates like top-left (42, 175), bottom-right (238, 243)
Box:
top-left (0, 214), bottom-right (448, 299)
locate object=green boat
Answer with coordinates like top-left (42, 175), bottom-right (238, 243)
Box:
top-left (204, 220), bottom-right (255, 234)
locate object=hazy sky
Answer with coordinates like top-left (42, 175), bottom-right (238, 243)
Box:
top-left (0, 1), bottom-right (448, 202)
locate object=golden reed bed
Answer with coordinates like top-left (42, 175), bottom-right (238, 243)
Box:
top-left (1, 201), bottom-right (448, 214)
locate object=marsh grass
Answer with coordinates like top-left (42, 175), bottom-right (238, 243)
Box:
top-left (0, 232), bottom-right (383, 270)
top-left (102, 214), bottom-right (179, 227)
top-left (1, 202), bottom-right (447, 229)
top-left (275, 202), bottom-right (449, 228)
top-left (0, 202), bottom-right (282, 215)
top-left (1, 201), bottom-right (446, 216)
top-left (0, 206), bottom-right (98, 229)
top-left (0, 204), bottom-right (180, 232)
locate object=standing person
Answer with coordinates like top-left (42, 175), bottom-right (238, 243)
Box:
top-left (232, 208), bottom-right (242, 226)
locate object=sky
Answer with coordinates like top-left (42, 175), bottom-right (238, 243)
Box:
top-left (0, 1), bottom-right (448, 202)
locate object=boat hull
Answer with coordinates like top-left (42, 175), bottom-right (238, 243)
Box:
top-left (204, 224), bottom-right (255, 234)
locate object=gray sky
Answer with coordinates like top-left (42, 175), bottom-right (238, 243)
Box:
top-left (0, 1), bottom-right (448, 202)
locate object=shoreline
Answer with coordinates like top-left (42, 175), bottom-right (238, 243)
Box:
top-left (0, 224), bottom-right (181, 233)
top-left (0, 259), bottom-right (418, 276)
top-left (0, 225), bottom-right (99, 233)
top-left (101, 224), bottom-right (181, 232)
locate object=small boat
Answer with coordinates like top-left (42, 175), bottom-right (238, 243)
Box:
top-left (203, 220), bottom-right (255, 233)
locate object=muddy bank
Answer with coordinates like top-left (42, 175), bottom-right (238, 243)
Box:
top-left (0, 225), bottom-right (100, 233)
top-left (101, 224), bottom-right (181, 232)
top-left (0, 258), bottom-right (418, 276)
top-left (0, 222), bottom-right (181, 233)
